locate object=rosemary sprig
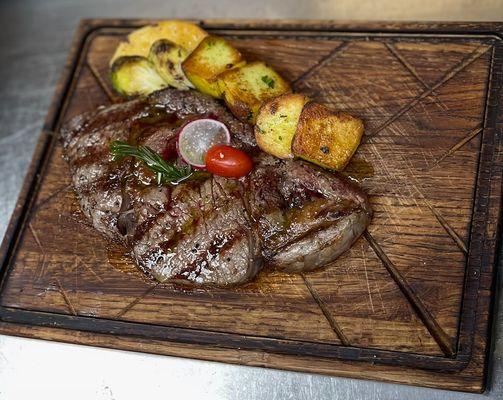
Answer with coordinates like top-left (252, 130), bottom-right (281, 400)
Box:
top-left (109, 140), bottom-right (193, 185)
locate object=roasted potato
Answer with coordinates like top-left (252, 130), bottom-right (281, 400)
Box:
top-left (217, 61), bottom-right (291, 123)
top-left (182, 36), bottom-right (245, 98)
top-left (255, 94), bottom-right (309, 159)
top-left (110, 56), bottom-right (167, 97)
top-left (149, 39), bottom-right (193, 90)
top-left (292, 103), bottom-right (364, 170)
top-left (110, 20), bottom-right (208, 65)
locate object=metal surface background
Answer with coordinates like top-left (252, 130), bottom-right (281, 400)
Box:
top-left (0, 0), bottom-right (501, 398)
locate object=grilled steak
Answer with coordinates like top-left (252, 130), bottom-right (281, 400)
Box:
top-left (61, 88), bottom-right (371, 286)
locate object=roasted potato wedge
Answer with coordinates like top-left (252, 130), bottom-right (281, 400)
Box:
top-left (292, 103), bottom-right (364, 170)
top-left (218, 62), bottom-right (291, 123)
top-left (182, 36), bottom-right (245, 98)
top-left (255, 94), bottom-right (309, 159)
top-left (110, 20), bottom-right (208, 65)
top-left (110, 56), bottom-right (167, 97)
top-left (149, 39), bottom-right (193, 90)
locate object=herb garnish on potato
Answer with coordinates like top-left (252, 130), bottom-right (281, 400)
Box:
top-left (292, 103), bottom-right (364, 171)
top-left (218, 62), bottom-right (291, 123)
top-left (255, 93), bottom-right (309, 159)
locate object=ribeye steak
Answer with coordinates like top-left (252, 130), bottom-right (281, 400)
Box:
top-left (61, 89), bottom-right (371, 286)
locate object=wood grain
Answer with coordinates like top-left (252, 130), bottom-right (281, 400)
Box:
top-left (0, 20), bottom-right (501, 393)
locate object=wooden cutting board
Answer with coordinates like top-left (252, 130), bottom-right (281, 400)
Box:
top-left (0, 20), bottom-right (501, 393)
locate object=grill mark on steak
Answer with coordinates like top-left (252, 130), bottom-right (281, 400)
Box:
top-left (171, 228), bottom-right (246, 281)
top-left (265, 205), bottom-right (356, 254)
top-left (61, 88), bottom-right (371, 286)
top-left (72, 147), bottom-right (111, 168)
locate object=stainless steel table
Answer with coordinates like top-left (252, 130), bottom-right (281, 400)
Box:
top-left (0, 1), bottom-right (501, 398)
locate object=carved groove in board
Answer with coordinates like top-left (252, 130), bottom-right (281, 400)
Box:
top-left (115, 283), bottom-right (159, 318)
top-left (33, 183), bottom-right (72, 212)
top-left (54, 278), bottom-right (77, 316)
top-left (76, 255), bottom-right (105, 284)
top-left (369, 45), bottom-right (491, 136)
top-left (385, 43), bottom-right (431, 89)
top-left (363, 231), bottom-right (455, 357)
top-left (400, 163), bottom-right (471, 255)
top-left (383, 43), bottom-right (453, 113)
top-left (291, 41), bottom-right (350, 87)
top-left (301, 273), bottom-right (350, 345)
top-left (424, 200), bottom-right (468, 254)
top-left (430, 126), bottom-right (484, 169)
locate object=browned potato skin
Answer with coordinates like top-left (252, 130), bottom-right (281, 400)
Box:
top-left (219, 90), bottom-right (251, 122)
top-left (182, 36), bottom-right (245, 98)
top-left (255, 93), bottom-right (309, 159)
top-left (217, 61), bottom-right (291, 123)
top-left (292, 102), bottom-right (364, 171)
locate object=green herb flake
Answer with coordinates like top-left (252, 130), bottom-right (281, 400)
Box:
top-left (320, 146), bottom-right (330, 154)
top-left (256, 126), bottom-right (265, 134)
top-left (279, 114), bottom-right (287, 118)
top-left (278, 136), bottom-right (283, 141)
top-left (261, 75), bottom-right (275, 89)
top-left (246, 111), bottom-right (254, 121)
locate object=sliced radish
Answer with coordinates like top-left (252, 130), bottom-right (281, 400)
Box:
top-left (177, 118), bottom-right (231, 168)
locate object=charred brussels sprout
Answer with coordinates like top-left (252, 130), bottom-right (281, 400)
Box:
top-left (110, 56), bottom-right (167, 97)
top-left (148, 39), bottom-right (193, 90)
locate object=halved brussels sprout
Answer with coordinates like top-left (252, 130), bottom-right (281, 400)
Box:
top-left (149, 39), bottom-right (193, 90)
top-left (110, 56), bottom-right (167, 97)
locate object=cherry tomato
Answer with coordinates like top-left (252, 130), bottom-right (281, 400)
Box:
top-left (205, 145), bottom-right (253, 178)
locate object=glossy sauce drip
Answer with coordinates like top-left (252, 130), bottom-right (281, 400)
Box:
top-left (106, 245), bottom-right (145, 279)
top-left (343, 157), bottom-right (375, 183)
top-left (138, 105), bottom-right (181, 125)
top-left (162, 137), bottom-right (178, 161)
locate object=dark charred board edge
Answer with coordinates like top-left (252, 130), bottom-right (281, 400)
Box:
top-left (0, 20), bottom-right (92, 288)
top-left (0, 319), bottom-right (486, 394)
top-left (80, 19), bottom-right (503, 38)
top-left (464, 38), bottom-right (503, 392)
top-left (0, 305), bottom-right (470, 371)
top-left (0, 20), bottom-right (501, 393)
